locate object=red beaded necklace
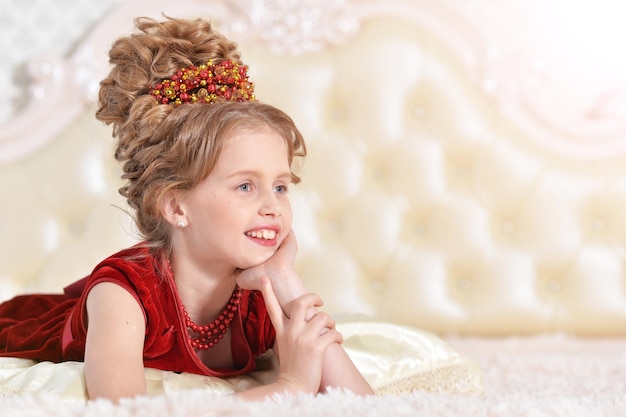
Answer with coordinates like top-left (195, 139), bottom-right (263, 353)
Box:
top-left (167, 260), bottom-right (242, 350)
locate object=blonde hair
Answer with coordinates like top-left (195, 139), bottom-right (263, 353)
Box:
top-left (95, 16), bottom-right (306, 255)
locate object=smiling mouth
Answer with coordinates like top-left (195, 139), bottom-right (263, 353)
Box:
top-left (244, 229), bottom-right (277, 240)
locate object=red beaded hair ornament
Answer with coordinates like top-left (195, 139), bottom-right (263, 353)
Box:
top-left (149, 59), bottom-right (255, 106)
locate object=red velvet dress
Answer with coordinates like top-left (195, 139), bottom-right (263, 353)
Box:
top-left (0, 244), bottom-right (276, 378)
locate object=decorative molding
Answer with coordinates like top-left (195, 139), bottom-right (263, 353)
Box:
top-left (465, 0), bottom-right (626, 159)
top-left (0, 0), bottom-right (223, 164)
top-left (226, 0), bottom-right (360, 55)
top-left (0, 0), bottom-right (366, 163)
top-left (0, 0), bottom-right (539, 164)
top-left (6, 0), bottom-right (625, 163)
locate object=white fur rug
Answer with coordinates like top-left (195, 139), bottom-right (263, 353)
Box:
top-left (1, 334), bottom-right (625, 417)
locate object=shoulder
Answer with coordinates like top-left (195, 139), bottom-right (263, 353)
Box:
top-left (94, 243), bottom-right (161, 272)
top-left (89, 243), bottom-right (165, 289)
top-left (78, 243), bottom-right (167, 319)
top-left (86, 281), bottom-right (145, 321)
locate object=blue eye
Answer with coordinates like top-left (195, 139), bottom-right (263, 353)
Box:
top-left (238, 183), bottom-right (252, 192)
top-left (274, 184), bottom-right (288, 193)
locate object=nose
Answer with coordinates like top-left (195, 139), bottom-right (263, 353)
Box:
top-left (258, 188), bottom-right (281, 217)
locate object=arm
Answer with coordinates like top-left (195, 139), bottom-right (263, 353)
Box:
top-left (319, 344), bottom-right (373, 394)
top-left (236, 233), bottom-right (374, 396)
top-left (84, 282), bottom-right (147, 402)
top-left (235, 278), bottom-right (343, 400)
top-left (268, 269), bottom-right (374, 396)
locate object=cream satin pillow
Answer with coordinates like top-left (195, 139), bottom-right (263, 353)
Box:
top-left (0, 320), bottom-right (481, 401)
top-left (0, 357), bottom-right (269, 401)
top-left (338, 319), bottom-right (482, 395)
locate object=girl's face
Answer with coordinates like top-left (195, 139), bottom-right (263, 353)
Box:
top-left (181, 127), bottom-right (293, 272)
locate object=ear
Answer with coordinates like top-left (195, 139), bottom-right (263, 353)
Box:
top-left (160, 190), bottom-right (188, 228)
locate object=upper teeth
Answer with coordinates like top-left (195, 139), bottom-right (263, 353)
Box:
top-left (246, 230), bottom-right (277, 240)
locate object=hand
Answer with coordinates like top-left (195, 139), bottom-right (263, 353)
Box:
top-left (236, 230), bottom-right (299, 292)
top-left (260, 276), bottom-right (343, 394)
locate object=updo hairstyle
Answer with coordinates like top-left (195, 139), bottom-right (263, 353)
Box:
top-left (95, 16), bottom-right (306, 254)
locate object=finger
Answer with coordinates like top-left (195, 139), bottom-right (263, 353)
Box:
top-left (289, 293), bottom-right (323, 323)
top-left (322, 312), bottom-right (337, 331)
top-left (317, 328), bottom-right (344, 347)
top-left (307, 311), bottom-right (336, 335)
top-left (307, 311), bottom-right (334, 326)
top-left (259, 277), bottom-right (285, 330)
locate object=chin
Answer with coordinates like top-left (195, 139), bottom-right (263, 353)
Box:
top-left (240, 252), bottom-right (275, 269)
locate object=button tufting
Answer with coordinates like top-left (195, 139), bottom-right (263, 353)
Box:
top-left (592, 218), bottom-right (605, 232)
top-left (330, 106), bottom-right (347, 123)
top-left (68, 218), bottom-right (84, 236)
top-left (413, 106), bottom-right (427, 119)
top-left (370, 279), bottom-right (385, 293)
top-left (456, 277), bottom-right (473, 292)
top-left (501, 220), bottom-right (515, 234)
top-left (547, 279), bottom-right (562, 293)
top-left (372, 165), bottom-right (387, 181)
top-left (454, 165), bottom-right (469, 177)
top-left (412, 223), bottom-right (425, 235)
top-left (325, 220), bottom-right (341, 234)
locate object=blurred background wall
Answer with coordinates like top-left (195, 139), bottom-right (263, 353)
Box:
top-left (4, 0), bottom-right (626, 154)
top-left (3, 0), bottom-right (626, 132)
top-left (2, 0), bottom-right (626, 334)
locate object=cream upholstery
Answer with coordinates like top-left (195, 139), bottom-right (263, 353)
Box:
top-left (1, 0), bottom-right (626, 336)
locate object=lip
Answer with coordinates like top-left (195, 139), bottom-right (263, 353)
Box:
top-left (244, 225), bottom-right (281, 247)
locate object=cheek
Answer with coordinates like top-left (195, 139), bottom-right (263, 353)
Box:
top-left (283, 201), bottom-right (293, 225)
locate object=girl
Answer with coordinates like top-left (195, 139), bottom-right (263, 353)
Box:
top-left (0, 16), bottom-right (373, 401)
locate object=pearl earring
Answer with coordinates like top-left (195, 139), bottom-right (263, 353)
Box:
top-left (177, 221), bottom-right (186, 228)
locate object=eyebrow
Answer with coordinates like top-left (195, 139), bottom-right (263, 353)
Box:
top-left (227, 170), bottom-right (292, 180)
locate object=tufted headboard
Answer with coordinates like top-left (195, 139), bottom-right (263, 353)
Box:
top-left (2, 0), bottom-right (626, 336)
